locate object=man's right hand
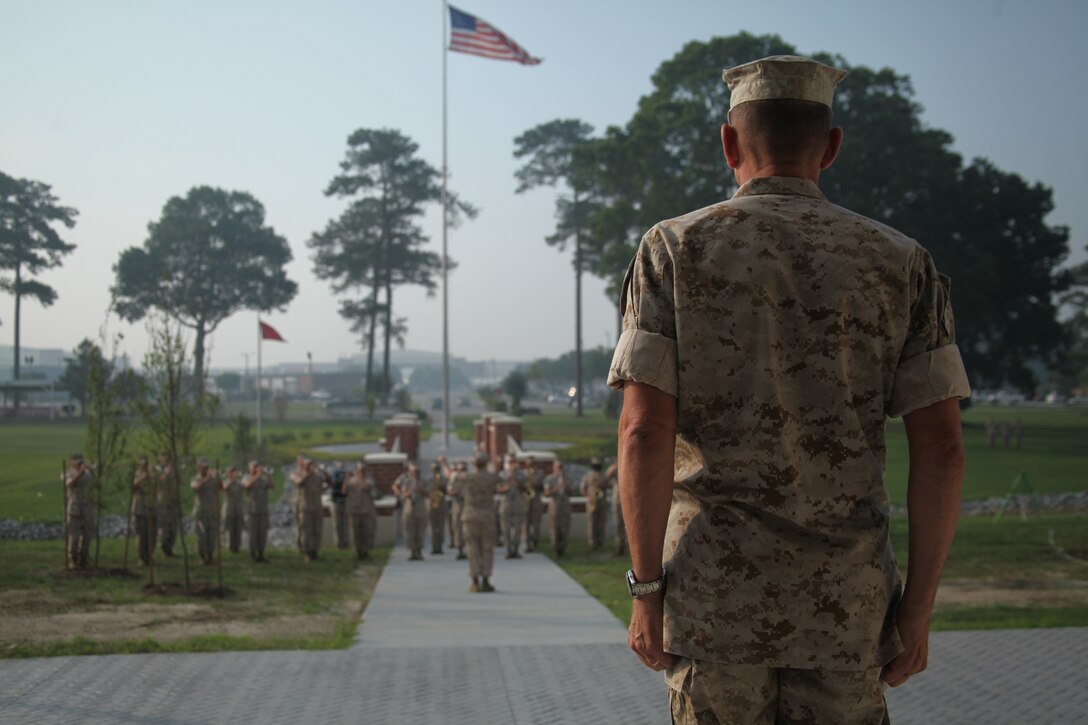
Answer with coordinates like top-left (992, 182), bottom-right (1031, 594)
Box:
top-left (881, 601), bottom-right (931, 687)
top-left (629, 591), bottom-right (675, 672)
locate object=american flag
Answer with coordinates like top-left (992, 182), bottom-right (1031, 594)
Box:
top-left (448, 6), bottom-right (541, 65)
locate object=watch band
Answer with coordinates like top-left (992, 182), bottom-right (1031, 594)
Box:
top-left (626, 568), bottom-right (667, 598)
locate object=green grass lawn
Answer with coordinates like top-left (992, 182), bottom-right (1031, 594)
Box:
top-left (0, 537), bottom-right (389, 658)
top-left (547, 512), bottom-right (1088, 632)
top-left (0, 417), bottom-right (388, 523)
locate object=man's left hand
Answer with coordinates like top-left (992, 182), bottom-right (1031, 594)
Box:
top-left (629, 591), bottom-right (675, 671)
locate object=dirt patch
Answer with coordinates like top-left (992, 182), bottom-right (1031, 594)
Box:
top-left (0, 597), bottom-right (339, 644)
top-left (143, 583), bottom-right (234, 598)
top-left (49, 567), bottom-right (139, 580)
top-left (937, 577), bottom-right (1088, 608)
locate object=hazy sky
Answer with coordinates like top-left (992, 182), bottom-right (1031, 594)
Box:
top-left (3, 0), bottom-right (1086, 371)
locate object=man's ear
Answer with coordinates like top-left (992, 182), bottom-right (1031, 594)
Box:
top-left (820, 127), bottom-right (844, 170)
top-left (721, 124), bottom-right (741, 169)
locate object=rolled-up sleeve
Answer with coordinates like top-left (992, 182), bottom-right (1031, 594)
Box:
top-left (607, 227), bottom-right (679, 398)
top-left (887, 249), bottom-right (972, 417)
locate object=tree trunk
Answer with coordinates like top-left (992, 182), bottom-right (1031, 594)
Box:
top-left (382, 279), bottom-right (393, 398)
top-left (365, 280), bottom-right (379, 394)
top-left (193, 323), bottom-right (207, 401)
top-left (13, 262), bottom-right (21, 410)
top-left (174, 464), bottom-right (191, 589)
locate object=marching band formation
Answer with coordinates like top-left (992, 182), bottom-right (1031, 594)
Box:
top-left (61, 449), bottom-right (623, 593)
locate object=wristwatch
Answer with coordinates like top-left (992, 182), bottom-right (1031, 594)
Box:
top-left (626, 568), bottom-right (667, 598)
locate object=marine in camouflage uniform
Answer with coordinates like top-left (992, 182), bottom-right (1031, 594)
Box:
top-left (242, 461), bottom-right (273, 562)
top-left (155, 455), bottom-right (180, 557)
top-left (523, 458), bottom-right (545, 553)
top-left (394, 464), bottom-right (429, 561)
top-left (291, 458), bottom-right (326, 561)
top-left (190, 460), bottom-right (219, 566)
top-left (331, 463), bottom-right (350, 550)
top-left (221, 467), bottom-right (245, 554)
top-left (498, 458), bottom-right (527, 559)
top-left (345, 462), bottom-right (378, 560)
top-left (131, 457), bottom-right (158, 566)
top-left (447, 461), bottom-right (468, 560)
top-left (428, 463), bottom-right (447, 555)
top-left (579, 461), bottom-right (609, 549)
top-left (609, 56), bottom-right (970, 723)
top-left (460, 454), bottom-right (499, 592)
top-left (543, 461), bottom-right (572, 557)
top-left (63, 453), bottom-right (96, 570)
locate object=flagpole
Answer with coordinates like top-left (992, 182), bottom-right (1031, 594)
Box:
top-left (256, 317), bottom-right (263, 446)
top-left (441, 0), bottom-right (450, 450)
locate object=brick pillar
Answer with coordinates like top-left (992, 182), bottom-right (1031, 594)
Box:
top-left (473, 419), bottom-right (486, 452)
top-left (365, 453), bottom-right (407, 497)
top-left (488, 416), bottom-right (523, 466)
top-left (383, 419), bottom-right (421, 461)
top-left (479, 411), bottom-right (503, 458)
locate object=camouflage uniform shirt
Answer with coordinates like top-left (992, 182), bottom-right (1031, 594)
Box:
top-left (607, 176), bottom-right (970, 670)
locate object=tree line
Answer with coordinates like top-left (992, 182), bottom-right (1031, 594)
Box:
top-left (3, 32), bottom-right (1085, 399)
top-left (513, 32), bottom-right (1083, 394)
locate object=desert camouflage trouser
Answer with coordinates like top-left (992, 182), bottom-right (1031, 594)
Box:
top-left (299, 507), bottom-right (323, 559)
top-left (350, 510), bottom-right (377, 559)
top-left (430, 506), bottom-right (446, 553)
top-left (159, 504), bottom-right (179, 555)
top-left (333, 501), bottom-right (349, 549)
top-left (195, 512), bottom-right (217, 564)
top-left (66, 511), bottom-right (96, 569)
top-left (666, 657), bottom-right (889, 725)
top-left (223, 508), bottom-right (245, 553)
top-left (247, 511), bottom-right (268, 559)
top-left (502, 511), bottom-right (525, 555)
top-left (135, 513), bottom-right (157, 565)
top-left (463, 516), bottom-right (495, 579)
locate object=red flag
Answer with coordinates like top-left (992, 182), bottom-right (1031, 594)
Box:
top-left (259, 321), bottom-right (285, 342)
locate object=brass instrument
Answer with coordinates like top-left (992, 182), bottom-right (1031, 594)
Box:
top-left (430, 473), bottom-right (445, 509)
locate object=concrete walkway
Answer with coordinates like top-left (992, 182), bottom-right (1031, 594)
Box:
top-left (357, 548), bottom-right (627, 648)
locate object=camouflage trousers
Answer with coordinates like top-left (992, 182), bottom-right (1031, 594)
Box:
top-left (66, 511), bottom-right (96, 569)
top-left (195, 513), bottom-right (218, 564)
top-left (550, 511), bottom-right (570, 556)
top-left (430, 507), bottom-right (446, 554)
top-left (159, 505), bottom-right (179, 555)
top-left (299, 507), bottom-right (323, 559)
top-left (333, 501), bottom-right (349, 549)
top-left (134, 513), bottom-right (157, 565)
top-left (350, 510), bottom-right (377, 559)
top-left (223, 508), bottom-right (244, 554)
top-left (525, 501), bottom-right (543, 552)
top-left (463, 516), bottom-right (495, 579)
top-left (612, 497), bottom-right (627, 554)
top-left (502, 511), bottom-right (525, 555)
top-left (587, 505), bottom-right (608, 548)
top-left (449, 500), bottom-right (464, 552)
top-left (404, 509), bottom-right (427, 557)
top-left (665, 657), bottom-right (889, 724)
top-left (247, 511), bottom-right (269, 560)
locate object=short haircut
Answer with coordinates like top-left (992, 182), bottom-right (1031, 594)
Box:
top-left (729, 99), bottom-right (832, 162)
